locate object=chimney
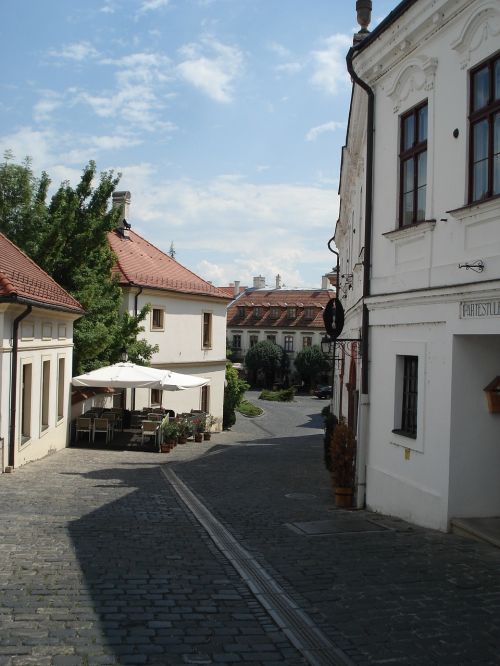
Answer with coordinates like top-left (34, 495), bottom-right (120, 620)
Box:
top-left (233, 280), bottom-right (240, 297)
top-left (321, 275), bottom-right (330, 290)
top-left (275, 274), bottom-right (282, 290)
top-left (354, 0), bottom-right (372, 44)
top-left (253, 275), bottom-right (266, 289)
top-left (112, 191), bottom-right (131, 239)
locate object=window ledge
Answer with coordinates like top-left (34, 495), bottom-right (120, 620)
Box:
top-left (383, 219), bottom-right (436, 242)
top-left (447, 195), bottom-right (500, 221)
top-left (392, 428), bottom-right (417, 440)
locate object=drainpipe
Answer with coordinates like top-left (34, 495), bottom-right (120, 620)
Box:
top-left (131, 285), bottom-right (143, 411)
top-left (346, 45), bottom-right (374, 509)
top-left (8, 305), bottom-right (32, 470)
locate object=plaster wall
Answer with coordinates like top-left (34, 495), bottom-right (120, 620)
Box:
top-left (0, 306), bottom-right (76, 470)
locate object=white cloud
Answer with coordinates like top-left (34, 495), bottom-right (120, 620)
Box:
top-left (48, 41), bottom-right (100, 62)
top-left (310, 33), bottom-right (351, 95)
top-left (275, 62), bottom-right (302, 75)
top-left (139, 0), bottom-right (169, 13)
top-left (268, 42), bottom-right (291, 59)
top-left (306, 120), bottom-right (346, 142)
top-left (33, 91), bottom-right (63, 123)
top-left (113, 171), bottom-right (338, 287)
top-left (177, 37), bottom-right (243, 103)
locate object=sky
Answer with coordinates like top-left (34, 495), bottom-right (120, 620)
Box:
top-left (0, 0), bottom-right (396, 289)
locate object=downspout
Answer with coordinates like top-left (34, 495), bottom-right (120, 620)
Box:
top-left (8, 304), bottom-right (32, 470)
top-left (131, 285), bottom-right (143, 411)
top-left (346, 45), bottom-right (374, 508)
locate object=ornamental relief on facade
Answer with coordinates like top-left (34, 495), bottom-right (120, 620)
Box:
top-left (451, 4), bottom-right (500, 70)
top-left (387, 57), bottom-right (438, 113)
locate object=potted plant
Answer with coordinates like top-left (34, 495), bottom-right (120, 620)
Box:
top-left (160, 419), bottom-right (178, 452)
top-left (177, 417), bottom-right (190, 444)
top-left (329, 417), bottom-right (356, 508)
top-left (321, 405), bottom-right (338, 472)
top-left (192, 415), bottom-right (205, 443)
top-left (204, 415), bottom-right (217, 440)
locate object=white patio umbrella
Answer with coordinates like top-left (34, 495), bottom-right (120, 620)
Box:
top-left (72, 362), bottom-right (209, 391)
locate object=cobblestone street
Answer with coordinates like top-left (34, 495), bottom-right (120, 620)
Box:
top-left (1, 394), bottom-right (499, 665)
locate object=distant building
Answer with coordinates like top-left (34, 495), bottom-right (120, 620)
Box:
top-left (334, 0), bottom-right (500, 530)
top-left (109, 192), bottom-right (231, 427)
top-left (226, 274), bottom-right (335, 378)
top-left (0, 233), bottom-right (84, 471)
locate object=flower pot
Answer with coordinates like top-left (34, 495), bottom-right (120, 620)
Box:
top-left (334, 487), bottom-right (354, 508)
top-left (160, 443), bottom-right (171, 453)
top-left (194, 433), bottom-right (203, 443)
top-left (178, 436), bottom-right (187, 444)
top-left (203, 432), bottom-right (211, 441)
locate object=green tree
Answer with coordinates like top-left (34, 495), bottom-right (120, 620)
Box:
top-left (0, 156), bottom-right (157, 373)
top-left (245, 340), bottom-right (283, 388)
top-left (223, 363), bottom-right (249, 429)
top-left (294, 345), bottom-right (330, 390)
top-left (0, 152), bottom-right (50, 258)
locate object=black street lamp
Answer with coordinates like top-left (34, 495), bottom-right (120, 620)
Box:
top-left (120, 346), bottom-right (128, 363)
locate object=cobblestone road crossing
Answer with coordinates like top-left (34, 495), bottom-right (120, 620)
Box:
top-left (1, 393), bottom-right (499, 665)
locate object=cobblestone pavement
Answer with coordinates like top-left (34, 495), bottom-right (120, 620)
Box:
top-left (1, 393), bottom-right (499, 665)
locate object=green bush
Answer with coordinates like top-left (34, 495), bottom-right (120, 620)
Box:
top-left (259, 387), bottom-right (295, 402)
top-left (236, 399), bottom-right (263, 417)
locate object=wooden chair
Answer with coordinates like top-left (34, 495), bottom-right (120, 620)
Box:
top-left (93, 418), bottom-right (110, 443)
top-left (102, 413), bottom-right (117, 439)
top-left (147, 413), bottom-right (162, 422)
top-left (76, 417), bottom-right (92, 442)
top-left (141, 420), bottom-right (159, 446)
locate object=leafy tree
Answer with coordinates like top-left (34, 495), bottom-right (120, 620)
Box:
top-left (0, 152), bottom-right (50, 258)
top-left (0, 155), bottom-right (157, 373)
top-left (223, 363), bottom-right (249, 429)
top-left (294, 345), bottom-right (330, 390)
top-left (245, 340), bottom-right (283, 388)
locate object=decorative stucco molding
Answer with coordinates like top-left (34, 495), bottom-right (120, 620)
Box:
top-left (451, 4), bottom-right (500, 69)
top-left (387, 57), bottom-right (438, 113)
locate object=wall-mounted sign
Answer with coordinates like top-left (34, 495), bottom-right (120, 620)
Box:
top-left (323, 298), bottom-right (344, 339)
top-left (460, 300), bottom-right (500, 319)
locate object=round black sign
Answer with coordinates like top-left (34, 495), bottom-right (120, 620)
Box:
top-left (322, 298), bottom-right (344, 340)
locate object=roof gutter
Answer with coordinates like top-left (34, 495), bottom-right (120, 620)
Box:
top-left (346, 45), bottom-right (374, 396)
top-left (0, 294), bottom-right (84, 316)
top-left (8, 305), bottom-right (32, 470)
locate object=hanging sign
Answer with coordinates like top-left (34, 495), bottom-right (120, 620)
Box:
top-left (323, 298), bottom-right (344, 340)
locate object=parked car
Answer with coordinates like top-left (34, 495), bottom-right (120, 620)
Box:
top-left (314, 385), bottom-right (332, 399)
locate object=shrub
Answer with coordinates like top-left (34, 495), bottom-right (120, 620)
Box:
top-left (223, 363), bottom-right (249, 429)
top-left (259, 387), bottom-right (295, 402)
top-left (236, 399), bottom-right (263, 417)
top-left (321, 405), bottom-right (338, 471)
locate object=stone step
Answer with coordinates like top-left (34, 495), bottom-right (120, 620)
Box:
top-left (450, 517), bottom-right (500, 549)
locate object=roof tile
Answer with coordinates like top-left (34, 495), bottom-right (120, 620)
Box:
top-left (109, 229), bottom-right (231, 300)
top-left (0, 233), bottom-right (84, 313)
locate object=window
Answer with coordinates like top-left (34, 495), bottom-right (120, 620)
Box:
top-left (396, 355), bottom-right (418, 438)
top-left (232, 334), bottom-right (241, 349)
top-left (469, 53), bottom-right (500, 202)
top-left (201, 385), bottom-right (210, 414)
top-left (253, 306), bottom-right (262, 319)
top-left (238, 306), bottom-right (246, 318)
top-left (151, 388), bottom-right (161, 405)
top-left (151, 308), bottom-right (164, 330)
top-left (287, 306), bottom-right (297, 319)
top-left (57, 357), bottom-right (65, 421)
top-left (202, 312), bottom-right (212, 348)
top-left (21, 363), bottom-right (32, 443)
top-left (270, 306), bottom-right (280, 319)
top-left (304, 307), bottom-right (314, 320)
top-left (399, 101), bottom-right (427, 226)
top-left (267, 335), bottom-right (276, 344)
top-left (284, 336), bottom-right (294, 352)
top-left (41, 360), bottom-right (50, 432)
top-left (249, 334), bottom-right (259, 347)
top-left (303, 336), bottom-right (313, 348)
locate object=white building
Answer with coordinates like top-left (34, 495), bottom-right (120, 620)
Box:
top-left (109, 192), bottom-right (231, 428)
top-left (335, 0), bottom-right (500, 530)
top-left (0, 233), bottom-right (84, 471)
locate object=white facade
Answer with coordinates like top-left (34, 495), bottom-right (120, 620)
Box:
top-left (336, 0), bottom-right (500, 530)
top-left (1, 304), bottom-right (78, 470)
top-left (121, 287), bottom-right (228, 430)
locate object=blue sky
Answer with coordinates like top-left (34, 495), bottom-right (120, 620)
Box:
top-left (0, 0), bottom-right (396, 289)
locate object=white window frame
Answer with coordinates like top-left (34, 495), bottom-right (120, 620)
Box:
top-left (390, 341), bottom-right (426, 453)
top-left (151, 307), bottom-right (165, 331)
top-left (40, 357), bottom-right (51, 433)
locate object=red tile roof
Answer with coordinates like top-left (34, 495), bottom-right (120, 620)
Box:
top-left (227, 288), bottom-right (334, 330)
top-left (0, 233), bottom-right (84, 313)
top-left (108, 229), bottom-right (231, 300)
top-left (217, 285), bottom-right (248, 298)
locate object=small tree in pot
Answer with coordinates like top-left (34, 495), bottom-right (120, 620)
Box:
top-left (204, 415), bottom-right (217, 440)
top-left (160, 419), bottom-right (178, 452)
top-left (329, 418), bottom-right (356, 508)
